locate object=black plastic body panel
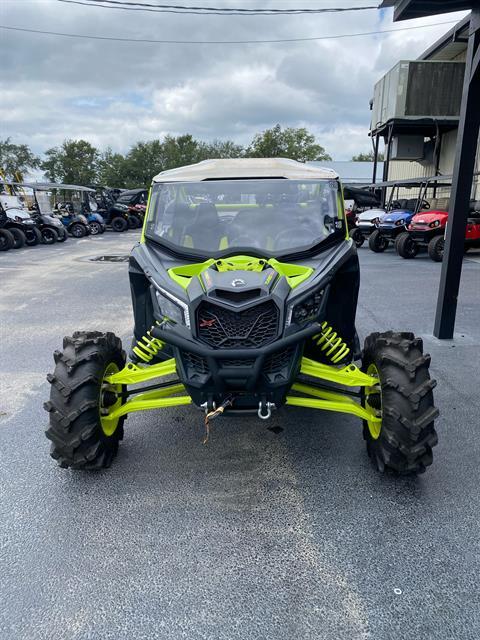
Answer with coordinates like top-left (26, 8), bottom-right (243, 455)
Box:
top-left (128, 238), bottom-right (361, 408)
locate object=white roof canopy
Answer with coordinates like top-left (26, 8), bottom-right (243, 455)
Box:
top-left (152, 158), bottom-right (339, 183)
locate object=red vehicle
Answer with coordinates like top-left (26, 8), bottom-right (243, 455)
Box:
top-left (397, 201), bottom-right (480, 261)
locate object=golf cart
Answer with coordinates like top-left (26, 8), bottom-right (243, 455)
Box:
top-left (13, 182), bottom-right (68, 243)
top-left (407, 197), bottom-right (480, 262)
top-left (342, 185), bottom-right (382, 247)
top-left (0, 203), bottom-right (15, 251)
top-left (0, 190), bottom-right (42, 248)
top-left (365, 177), bottom-right (436, 253)
top-left (45, 184), bottom-right (97, 238)
top-left (394, 176), bottom-right (457, 260)
top-left (45, 159), bottom-right (438, 475)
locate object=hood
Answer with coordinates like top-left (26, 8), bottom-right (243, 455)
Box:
top-left (410, 210), bottom-right (449, 224)
top-left (357, 209), bottom-right (385, 222)
top-left (6, 207), bottom-right (33, 221)
top-left (381, 210), bottom-right (415, 223)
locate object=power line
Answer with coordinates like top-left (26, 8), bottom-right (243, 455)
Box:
top-left (57, 0), bottom-right (379, 16)
top-left (0, 20), bottom-right (459, 45)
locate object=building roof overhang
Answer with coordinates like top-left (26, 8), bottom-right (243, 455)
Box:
top-left (370, 117), bottom-right (460, 138)
top-left (379, 1), bottom-right (475, 21)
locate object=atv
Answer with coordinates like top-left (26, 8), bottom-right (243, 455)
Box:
top-left (45, 159), bottom-right (438, 474)
top-left (110, 188), bottom-right (148, 229)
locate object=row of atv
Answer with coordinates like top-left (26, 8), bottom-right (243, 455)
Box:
top-left (347, 196), bottom-right (480, 262)
top-left (0, 184), bottom-right (148, 252)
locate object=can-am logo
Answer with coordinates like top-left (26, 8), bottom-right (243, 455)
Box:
top-left (231, 278), bottom-right (246, 287)
top-left (199, 318), bottom-right (216, 328)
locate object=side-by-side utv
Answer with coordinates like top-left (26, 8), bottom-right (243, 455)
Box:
top-left (45, 159), bottom-right (438, 474)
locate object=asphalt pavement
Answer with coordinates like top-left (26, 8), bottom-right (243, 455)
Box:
top-left (0, 232), bottom-right (479, 640)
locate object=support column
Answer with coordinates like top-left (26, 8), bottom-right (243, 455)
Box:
top-left (372, 134), bottom-right (380, 185)
top-left (382, 125), bottom-right (393, 207)
top-left (434, 9), bottom-right (480, 339)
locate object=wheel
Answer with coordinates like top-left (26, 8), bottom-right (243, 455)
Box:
top-left (25, 226), bottom-right (42, 246)
top-left (89, 221), bottom-right (103, 235)
top-left (70, 223), bottom-right (87, 238)
top-left (41, 227), bottom-right (57, 245)
top-left (396, 232), bottom-right (418, 259)
top-left (0, 228), bottom-right (14, 251)
top-left (56, 227), bottom-right (68, 242)
top-left (45, 331), bottom-right (127, 470)
top-left (361, 332), bottom-right (438, 474)
top-left (8, 227), bottom-right (26, 249)
top-left (127, 214), bottom-right (140, 229)
top-left (428, 235), bottom-right (445, 262)
top-left (111, 216), bottom-right (128, 232)
top-left (350, 228), bottom-right (364, 248)
top-left (368, 229), bottom-right (389, 253)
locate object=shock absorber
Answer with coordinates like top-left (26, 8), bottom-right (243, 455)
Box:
top-left (132, 322), bottom-right (165, 363)
top-left (313, 321), bottom-right (350, 364)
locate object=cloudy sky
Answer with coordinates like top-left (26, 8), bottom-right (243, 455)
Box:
top-left (0, 0), bottom-right (468, 160)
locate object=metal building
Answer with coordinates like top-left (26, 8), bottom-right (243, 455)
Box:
top-left (370, 16), bottom-right (479, 201)
top-left (378, 1), bottom-right (480, 340)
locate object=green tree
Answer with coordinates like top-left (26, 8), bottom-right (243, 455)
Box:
top-left (0, 138), bottom-right (40, 179)
top-left (124, 140), bottom-right (166, 187)
top-left (41, 139), bottom-right (99, 184)
top-left (201, 139), bottom-right (244, 159)
top-left (246, 124), bottom-right (331, 162)
top-left (97, 148), bottom-right (129, 188)
top-left (162, 134), bottom-right (204, 169)
top-left (351, 151), bottom-right (384, 162)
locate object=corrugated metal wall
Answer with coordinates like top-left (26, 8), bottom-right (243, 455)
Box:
top-left (386, 130), bottom-right (479, 200)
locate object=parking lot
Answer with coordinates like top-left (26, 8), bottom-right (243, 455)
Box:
top-left (1, 234), bottom-right (479, 640)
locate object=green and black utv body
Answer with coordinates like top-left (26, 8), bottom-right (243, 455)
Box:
top-left (45, 159), bottom-right (438, 474)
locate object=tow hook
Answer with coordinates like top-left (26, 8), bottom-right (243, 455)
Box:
top-left (258, 400), bottom-right (275, 420)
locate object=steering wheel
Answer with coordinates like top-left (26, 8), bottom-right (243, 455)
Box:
top-left (229, 234), bottom-right (263, 249)
top-left (420, 200), bottom-right (430, 210)
top-left (274, 226), bottom-right (313, 250)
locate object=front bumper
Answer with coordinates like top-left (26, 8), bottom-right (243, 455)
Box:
top-left (377, 225), bottom-right (403, 239)
top-left (152, 322), bottom-right (323, 409)
top-left (356, 224), bottom-right (376, 236)
top-left (409, 228), bottom-right (442, 243)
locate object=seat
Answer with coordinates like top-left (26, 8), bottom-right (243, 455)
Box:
top-left (187, 203), bottom-right (223, 250)
top-left (169, 203), bottom-right (193, 245)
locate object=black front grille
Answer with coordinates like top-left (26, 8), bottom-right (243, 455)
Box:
top-left (181, 350), bottom-right (209, 375)
top-left (197, 300), bottom-right (279, 349)
top-left (264, 347), bottom-right (295, 373)
top-left (221, 358), bottom-right (256, 368)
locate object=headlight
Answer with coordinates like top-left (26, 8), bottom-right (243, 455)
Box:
top-left (286, 289), bottom-right (325, 328)
top-left (429, 220), bottom-right (441, 228)
top-left (153, 283), bottom-right (190, 327)
top-left (395, 218), bottom-right (405, 226)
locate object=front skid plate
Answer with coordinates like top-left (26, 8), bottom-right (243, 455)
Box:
top-left (102, 357), bottom-right (381, 425)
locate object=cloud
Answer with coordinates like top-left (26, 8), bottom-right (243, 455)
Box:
top-left (0, 1), bottom-right (469, 160)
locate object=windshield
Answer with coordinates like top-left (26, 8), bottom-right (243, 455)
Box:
top-left (145, 179), bottom-right (344, 257)
top-left (35, 191), bottom-right (54, 215)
